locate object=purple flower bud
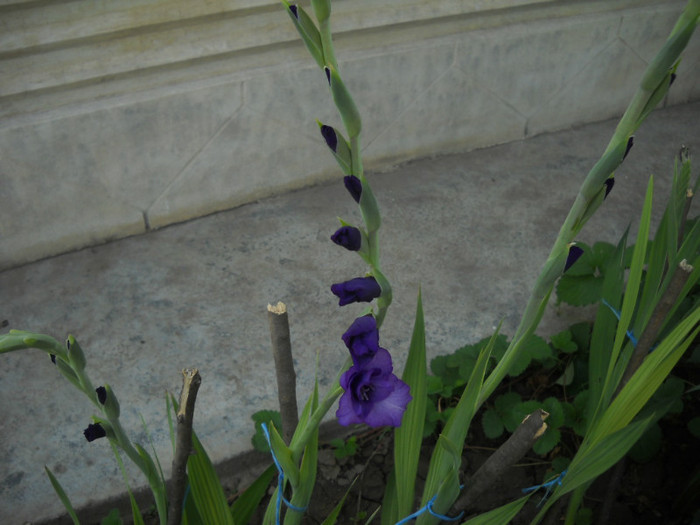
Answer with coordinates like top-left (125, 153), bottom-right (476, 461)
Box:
top-left (331, 277), bottom-right (381, 306)
top-left (604, 178), bottom-right (615, 199)
top-left (289, 4), bottom-right (298, 19)
top-left (50, 354), bottom-right (56, 364)
top-left (83, 423), bottom-right (107, 442)
top-left (331, 226), bottom-right (362, 251)
top-left (623, 136), bottom-right (634, 160)
top-left (336, 348), bottom-right (412, 427)
top-left (96, 386), bottom-right (107, 405)
top-left (344, 175), bottom-right (362, 203)
top-left (670, 73), bottom-right (677, 86)
top-left (564, 245), bottom-right (584, 272)
top-left (342, 315), bottom-right (380, 364)
top-left (324, 66), bottom-right (331, 85)
top-left (320, 125), bottom-right (338, 152)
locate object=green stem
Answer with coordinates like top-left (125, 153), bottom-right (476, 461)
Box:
top-left (291, 384), bottom-right (344, 462)
top-left (319, 19), bottom-right (338, 71)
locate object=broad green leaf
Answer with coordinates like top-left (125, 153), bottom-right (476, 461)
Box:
top-left (188, 432), bottom-right (236, 525)
top-left (391, 291), bottom-right (428, 521)
top-left (251, 410), bottom-right (282, 453)
top-left (556, 274), bottom-right (605, 306)
top-left (100, 508), bottom-right (123, 525)
top-left (550, 330), bottom-right (577, 353)
top-left (481, 408), bottom-right (504, 439)
top-left (45, 466), bottom-right (80, 525)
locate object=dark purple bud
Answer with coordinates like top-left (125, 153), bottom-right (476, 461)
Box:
top-left (324, 66), bottom-right (331, 85)
top-left (331, 277), bottom-right (381, 306)
top-left (623, 136), bottom-right (634, 160)
top-left (289, 4), bottom-right (298, 19)
top-left (50, 354), bottom-right (56, 364)
top-left (320, 125), bottom-right (338, 152)
top-left (342, 315), bottom-right (380, 365)
top-left (343, 175), bottom-right (362, 203)
top-left (670, 73), bottom-right (676, 86)
top-left (83, 423), bottom-right (107, 442)
top-left (96, 386), bottom-right (107, 405)
top-left (331, 226), bottom-right (362, 251)
top-left (564, 245), bottom-right (584, 272)
top-left (604, 178), bottom-right (615, 199)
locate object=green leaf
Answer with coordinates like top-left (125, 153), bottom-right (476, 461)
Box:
top-left (230, 464), bottom-right (275, 524)
top-left (320, 477), bottom-right (358, 525)
top-left (101, 509), bottom-right (123, 525)
top-left (550, 330), bottom-right (578, 353)
top-left (392, 291), bottom-right (428, 521)
top-left (188, 432), bottom-right (236, 525)
top-left (556, 274), bottom-right (605, 306)
top-left (281, 0), bottom-right (325, 68)
top-left (252, 410), bottom-right (282, 453)
top-left (533, 428), bottom-right (560, 455)
top-left (481, 408), bottom-right (504, 439)
top-left (524, 334), bottom-right (553, 360)
top-left (45, 466), bottom-right (80, 525)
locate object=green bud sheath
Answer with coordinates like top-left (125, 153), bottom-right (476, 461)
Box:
top-left (317, 121), bottom-right (352, 174)
top-left (311, 0), bottom-right (331, 23)
top-left (326, 66), bottom-right (362, 139)
top-left (282, 1), bottom-right (325, 69)
top-left (66, 335), bottom-right (87, 371)
top-left (103, 384), bottom-right (121, 419)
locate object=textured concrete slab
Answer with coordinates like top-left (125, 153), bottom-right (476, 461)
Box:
top-left (2, 1), bottom-right (695, 271)
top-left (1, 101), bottom-right (698, 524)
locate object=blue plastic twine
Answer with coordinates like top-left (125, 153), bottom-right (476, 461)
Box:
top-left (261, 422), bottom-right (307, 525)
top-left (522, 469), bottom-right (567, 507)
top-left (601, 299), bottom-right (639, 347)
top-left (395, 488), bottom-right (465, 524)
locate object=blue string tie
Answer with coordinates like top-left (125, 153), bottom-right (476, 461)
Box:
top-left (522, 469), bottom-right (567, 507)
top-left (395, 487), bottom-right (465, 524)
top-left (261, 422), bottom-right (308, 525)
top-left (601, 299), bottom-right (639, 347)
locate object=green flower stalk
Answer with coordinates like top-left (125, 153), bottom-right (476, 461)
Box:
top-left (0, 331), bottom-right (168, 525)
top-left (479, 0), bottom-right (700, 406)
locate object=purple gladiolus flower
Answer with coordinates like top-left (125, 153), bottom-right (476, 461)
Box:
top-left (344, 175), bottom-right (362, 203)
top-left (342, 315), bottom-right (380, 364)
top-left (564, 245), bottom-right (584, 272)
top-left (83, 423), bottom-right (107, 442)
top-left (331, 226), bottom-right (362, 251)
top-left (331, 277), bottom-right (381, 306)
top-left (336, 348), bottom-right (412, 427)
top-left (96, 386), bottom-right (107, 405)
top-left (320, 125), bottom-right (338, 152)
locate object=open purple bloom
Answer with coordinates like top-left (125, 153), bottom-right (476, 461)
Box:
top-left (331, 276), bottom-right (381, 306)
top-left (331, 226), bottom-right (362, 251)
top-left (336, 348), bottom-right (412, 427)
top-left (83, 423), bottom-right (106, 442)
top-left (342, 315), bottom-right (380, 365)
top-left (344, 175), bottom-right (362, 203)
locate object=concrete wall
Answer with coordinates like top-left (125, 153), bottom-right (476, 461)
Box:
top-left (1, 0), bottom-right (698, 270)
